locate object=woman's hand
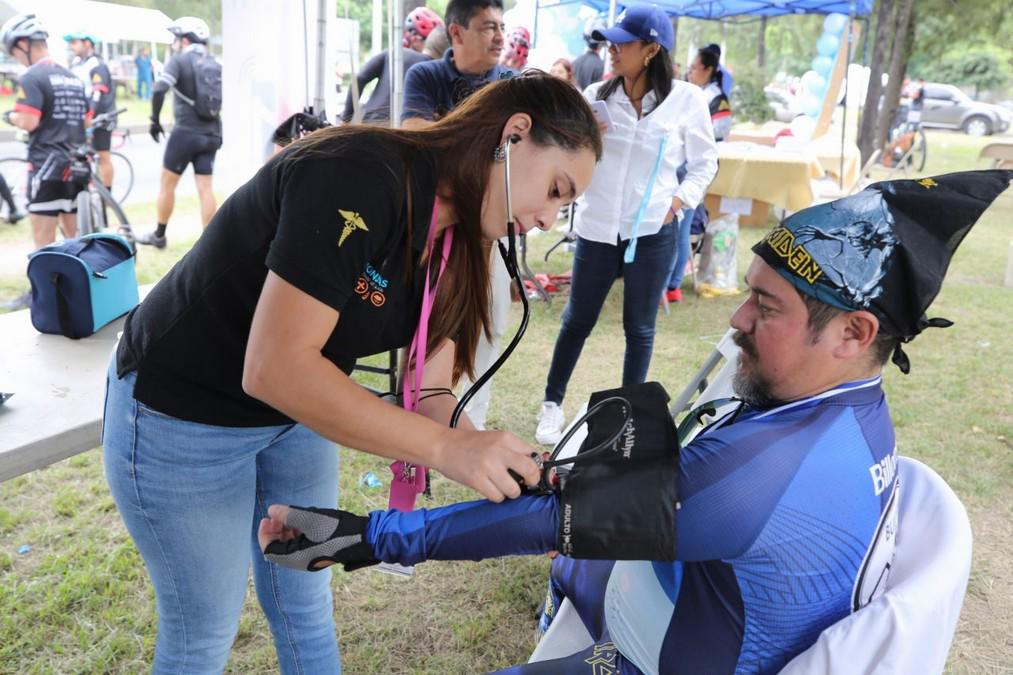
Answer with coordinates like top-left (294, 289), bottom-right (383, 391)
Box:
top-left (431, 429), bottom-right (542, 502)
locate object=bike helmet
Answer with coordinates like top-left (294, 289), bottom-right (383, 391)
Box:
top-left (403, 7), bottom-right (443, 48)
top-left (505, 26), bottom-right (531, 66)
top-left (1, 13), bottom-right (48, 55)
top-left (168, 16), bottom-right (210, 44)
top-left (583, 15), bottom-right (607, 48)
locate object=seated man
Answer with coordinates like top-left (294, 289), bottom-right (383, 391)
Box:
top-left (259, 170), bottom-right (1010, 674)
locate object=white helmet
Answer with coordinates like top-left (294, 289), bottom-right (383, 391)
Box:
top-left (168, 16), bottom-right (210, 44)
top-left (1, 13), bottom-right (48, 55)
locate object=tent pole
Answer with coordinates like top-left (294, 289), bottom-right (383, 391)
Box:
top-left (388, 0), bottom-right (404, 128)
top-left (314, 0), bottom-right (328, 115)
top-left (608, 0), bottom-right (617, 25)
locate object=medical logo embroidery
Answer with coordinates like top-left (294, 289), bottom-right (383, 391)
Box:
top-left (917, 177), bottom-right (938, 189)
top-left (338, 209), bottom-right (368, 247)
top-left (354, 262), bottom-right (388, 307)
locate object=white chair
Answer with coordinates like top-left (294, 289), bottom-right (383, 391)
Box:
top-left (781, 456), bottom-right (972, 674)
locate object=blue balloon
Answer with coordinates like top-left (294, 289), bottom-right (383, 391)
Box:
top-left (802, 94), bottom-right (823, 118)
top-left (811, 55), bottom-right (834, 78)
top-left (823, 13), bottom-right (848, 36)
top-left (816, 33), bottom-right (840, 58)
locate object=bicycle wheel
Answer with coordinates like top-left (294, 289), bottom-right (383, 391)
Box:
top-left (109, 151), bottom-right (134, 204)
top-left (0, 157), bottom-right (30, 217)
top-left (912, 129), bottom-right (927, 172)
top-left (75, 188), bottom-right (105, 236)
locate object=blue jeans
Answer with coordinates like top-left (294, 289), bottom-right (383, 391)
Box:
top-left (544, 223), bottom-right (676, 404)
top-left (137, 76), bottom-right (152, 100)
top-left (102, 362), bottom-right (340, 674)
top-left (666, 208), bottom-right (695, 290)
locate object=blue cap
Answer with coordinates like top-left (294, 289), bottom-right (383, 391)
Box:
top-left (592, 4), bottom-right (673, 53)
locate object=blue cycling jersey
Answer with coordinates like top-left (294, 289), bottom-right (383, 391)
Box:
top-left (367, 377), bottom-right (898, 674)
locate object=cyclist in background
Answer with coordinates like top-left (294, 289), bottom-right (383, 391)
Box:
top-left (65, 31), bottom-right (117, 193)
top-left (2, 13), bottom-right (88, 251)
top-left (138, 16), bottom-right (222, 249)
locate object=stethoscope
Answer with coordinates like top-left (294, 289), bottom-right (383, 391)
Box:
top-left (448, 135), bottom-right (633, 494)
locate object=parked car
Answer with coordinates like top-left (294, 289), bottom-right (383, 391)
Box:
top-left (920, 83), bottom-right (1011, 136)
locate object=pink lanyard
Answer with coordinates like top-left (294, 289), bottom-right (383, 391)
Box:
top-left (388, 198), bottom-right (453, 512)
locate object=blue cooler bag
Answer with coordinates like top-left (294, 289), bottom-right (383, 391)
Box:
top-left (27, 233), bottom-right (139, 339)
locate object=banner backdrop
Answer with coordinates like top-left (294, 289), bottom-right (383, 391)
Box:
top-left (220, 0), bottom-right (338, 191)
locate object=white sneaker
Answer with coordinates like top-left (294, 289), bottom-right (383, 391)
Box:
top-left (535, 401), bottom-right (565, 445)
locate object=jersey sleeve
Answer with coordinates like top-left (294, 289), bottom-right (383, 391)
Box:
top-left (265, 155), bottom-right (403, 313)
top-left (402, 62), bottom-right (437, 122)
top-left (14, 73), bottom-right (44, 118)
top-left (368, 495), bottom-right (559, 566)
top-left (88, 63), bottom-right (112, 114)
top-left (155, 55), bottom-right (181, 93)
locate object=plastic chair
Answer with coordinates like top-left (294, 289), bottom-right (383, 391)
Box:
top-left (780, 456), bottom-right (972, 674)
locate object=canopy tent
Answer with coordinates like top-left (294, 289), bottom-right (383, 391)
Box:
top-left (2, 0), bottom-right (174, 45)
top-left (576, 0), bottom-right (872, 20)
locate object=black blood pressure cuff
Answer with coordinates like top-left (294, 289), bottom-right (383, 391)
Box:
top-left (557, 381), bottom-right (679, 561)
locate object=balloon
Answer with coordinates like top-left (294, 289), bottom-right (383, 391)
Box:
top-left (789, 114), bottom-right (816, 141)
top-left (800, 70), bottom-right (827, 98)
top-left (802, 94), bottom-right (823, 118)
top-left (811, 55), bottom-right (834, 79)
top-left (823, 13), bottom-right (848, 36)
top-left (816, 33), bottom-right (840, 58)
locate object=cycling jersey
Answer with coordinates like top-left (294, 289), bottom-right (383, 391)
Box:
top-left (365, 377), bottom-right (899, 674)
top-left (70, 53), bottom-right (115, 119)
top-left (14, 59), bottom-right (88, 166)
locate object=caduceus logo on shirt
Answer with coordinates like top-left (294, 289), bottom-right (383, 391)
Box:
top-left (338, 209), bottom-right (368, 247)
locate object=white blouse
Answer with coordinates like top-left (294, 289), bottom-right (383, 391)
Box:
top-left (574, 79), bottom-right (719, 245)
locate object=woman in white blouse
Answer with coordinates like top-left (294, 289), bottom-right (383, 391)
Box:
top-left (535, 4), bottom-right (718, 444)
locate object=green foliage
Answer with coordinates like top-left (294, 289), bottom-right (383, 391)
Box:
top-left (934, 49), bottom-right (1012, 97)
top-left (730, 65), bottom-right (774, 124)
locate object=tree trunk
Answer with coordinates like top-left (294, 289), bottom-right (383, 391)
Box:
top-left (858, 0), bottom-right (895, 164)
top-left (671, 16), bottom-right (680, 62)
top-left (875, 0), bottom-right (916, 157)
top-left (757, 16), bottom-right (767, 69)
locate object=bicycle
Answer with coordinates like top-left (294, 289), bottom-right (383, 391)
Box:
top-left (85, 109), bottom-right (135, 204)
top-left (0, 154), bottom-right (29, 218)
top-left (73, 111), bottom-right (135, 244)
top-left (882, 106), bottom-right (927, 176)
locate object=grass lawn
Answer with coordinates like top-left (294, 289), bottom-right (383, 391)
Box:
top-left (1, 129), bottom-right (1011, 673)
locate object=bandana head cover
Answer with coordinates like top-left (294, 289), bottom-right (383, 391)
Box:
top-left (752, 169), bottom-right (1012, 372)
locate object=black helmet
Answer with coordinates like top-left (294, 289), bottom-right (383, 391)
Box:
top-left (583, 15), bottom-right (607, 48)
top-left (1, 13), bottom-right (48, 55)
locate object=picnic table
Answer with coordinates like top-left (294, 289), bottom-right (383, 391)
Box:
top-left (0, 287), bottom-right (150, 482)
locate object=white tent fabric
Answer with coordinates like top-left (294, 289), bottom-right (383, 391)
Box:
top-left (6, 0), bottom-right (174, 45)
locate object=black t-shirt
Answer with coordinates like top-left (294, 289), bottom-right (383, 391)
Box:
top-left (342, 48), bottom-right (431, 123)
top-left (14, 60), bottom-right (88, 165)
top-left (116, 135), bottom-right (438, 427)
top-left (155, 44), bottom-right (222, 138)
top-left (70, 54), bottom-right (115, 117)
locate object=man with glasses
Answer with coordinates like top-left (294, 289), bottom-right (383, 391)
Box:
top-left (401, 0), bottom-right (513, 127)
top-left (401, 0), bottom-right (517, 431)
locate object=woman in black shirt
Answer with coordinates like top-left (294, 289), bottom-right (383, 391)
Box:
top-left (103, 74), bottom-right (601, 673)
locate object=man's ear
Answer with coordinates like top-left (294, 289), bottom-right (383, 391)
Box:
top-left (834, 310), bottom-right (879, 360)
top-left (448, 23), bottom-right (463, 45)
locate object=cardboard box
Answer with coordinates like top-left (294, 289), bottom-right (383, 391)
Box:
top-left (704, 194), bottom-right (772, 228)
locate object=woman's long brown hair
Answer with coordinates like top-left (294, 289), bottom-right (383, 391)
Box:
top-left (283, 73), bottom-right (603, 383)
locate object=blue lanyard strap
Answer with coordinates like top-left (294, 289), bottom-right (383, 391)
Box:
top-left (624, 134), bottom-right (669, 264)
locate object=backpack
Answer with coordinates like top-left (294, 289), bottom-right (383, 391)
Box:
top-left (175, 51), bottom-right (222, 121)
top-left (27, 233), bottom-right (139, 339)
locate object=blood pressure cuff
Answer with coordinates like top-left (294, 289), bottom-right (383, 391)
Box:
top-left (557, 381), bottom-right (679, 561)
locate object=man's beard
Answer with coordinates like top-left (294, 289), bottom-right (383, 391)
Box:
top-left (732, 330), bottom-right (779, 408)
